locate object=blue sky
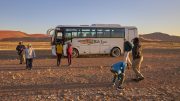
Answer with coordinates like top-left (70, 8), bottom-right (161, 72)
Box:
top-left (0, 0), bottom-right (180, 36)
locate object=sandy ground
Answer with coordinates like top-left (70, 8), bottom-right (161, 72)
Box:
top-left (0, 48), bottom-right (180, 101)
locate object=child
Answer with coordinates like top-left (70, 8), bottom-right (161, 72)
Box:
top-left (56, 42), bottom-right (63, 66)
top-left (25, 44), bottom-right (36, 70)
top-left (110, 61), bottom-right (127, 90)
top-left (67, 43), bottom-right (72, 66)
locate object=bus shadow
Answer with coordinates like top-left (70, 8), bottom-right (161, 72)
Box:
top-left (0, 65), bottom-right (111, 71)
top-left (0, 82), bottom-right (112, 92)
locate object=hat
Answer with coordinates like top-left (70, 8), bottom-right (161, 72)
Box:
top-left (28, 43), bottom-right (32, 46)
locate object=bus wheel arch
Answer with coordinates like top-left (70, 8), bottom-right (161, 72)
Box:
top-left (72, 48), bottom-right (79, 58)
top-left (110, 47), bottom-right (121, 57)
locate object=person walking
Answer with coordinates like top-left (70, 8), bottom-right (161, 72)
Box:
top-left (16, 41), bottom-right (26, 64)
top-left (25, 44), bottom-right (36, 70)
top-left (67, 43), bottom-right (72, 66)
top-left (132, 37), bottom-right (144, 81)
top-left (124, 39), bottom-right (132, 66)
top-left (56, 42), bottom-right (63, 66)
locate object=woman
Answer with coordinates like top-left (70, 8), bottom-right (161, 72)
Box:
top-left (25, 44), bottom-right (36, 70)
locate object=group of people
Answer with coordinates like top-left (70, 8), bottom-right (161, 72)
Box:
top-left (16, 41), bottom-right (36, 70)
top-left (55, 41), bottom-right (72, 66)
top-left (16, 37), bottom-right (143, 90)
top-left (16, 41), bottom-right (73, 70)
top-left (110, 37), bottom-right (144, 90)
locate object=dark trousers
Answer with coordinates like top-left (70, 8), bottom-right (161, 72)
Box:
top-left (67, 54), bottom-right (72, 65)
top-left (26, 58), bottom-right (33, 69)
top-left (111, 69), bottom-right (125, 87)
top-left (19, 54), bottom-right (25, 64)
top-left (57, 54), bottom-right (62, 66)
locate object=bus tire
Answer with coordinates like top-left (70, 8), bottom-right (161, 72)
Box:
top-left (72, 48), bottom-right (79, 58)
top-left (111, 47), bottom-right (121, 57)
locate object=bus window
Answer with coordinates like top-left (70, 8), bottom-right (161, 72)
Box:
top-left (79, 28), bottom-right (92, 38)
top-left (91, 29), bottom-right (96, 32)
top-left (97, 29), bottom-right (103, 37)
top-left (57, 32), bottom-right (62, 39)
top-left (78, 32), bottom-right (82, 37)
top-left (55, 31), bottom-right (63, 43)
top-left (111, 29), bottom-right (125, 38)
top-left (91, 32), bottom-right (96, 37)
top-left (65, 28), bottom-right (77, 32)
top-left (82, 29), bottom-right (90, 32)
top-left (80, 32), bottom-right (91, 38)
top-left (72, 32), bottom-right (78, 38)
top-left (91, 29), bottom-right (96, 37)
top-left (103, 29), bottom-right (111, 37)
top-left (65, 32), bottom-right (72, 41)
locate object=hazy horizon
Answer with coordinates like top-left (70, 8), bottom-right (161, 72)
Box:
top-left (0, 0), bottom-right (179, 36)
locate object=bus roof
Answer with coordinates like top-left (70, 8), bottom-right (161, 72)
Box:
top-left (56, 24), bottom-right (137, 29)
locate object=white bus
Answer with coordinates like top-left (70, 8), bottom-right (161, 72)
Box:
top-left (47, 24), bottom-right (138, 57)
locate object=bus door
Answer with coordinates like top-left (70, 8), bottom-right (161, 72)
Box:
top-left (47, 28), bottom-right (56, 56)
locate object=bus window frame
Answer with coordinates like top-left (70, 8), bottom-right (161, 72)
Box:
top-left (110, 28), bottom-right (125, 38)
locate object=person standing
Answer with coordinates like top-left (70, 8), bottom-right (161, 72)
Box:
top-left (132, 37), bottom-right (144, 81)
top-left (56, 42), bottom-right (63, 66)
top-left (16, 41), bottom-right (26, 64)
top-left (25, 44), bottom-right (36, 70)
top-left (67, 43), bottom-right (72, 66)
top-left (124, 39), bottom-right (132, 66)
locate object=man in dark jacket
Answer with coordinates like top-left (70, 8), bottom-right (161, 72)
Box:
top-left (16, 41), bottom-right (26, 64)
top-left (132, 37), bottom-right (144, 81)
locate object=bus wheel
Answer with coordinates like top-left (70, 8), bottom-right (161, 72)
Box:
top-left (72, 48), bottom-right (79, 58)
top-left (111, 47), bottom-right (121, 57)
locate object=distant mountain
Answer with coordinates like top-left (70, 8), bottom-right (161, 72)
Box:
top-left (140, 32), bottom-right (180, 42)
top-left (0, 30), bottom-right (50, 42)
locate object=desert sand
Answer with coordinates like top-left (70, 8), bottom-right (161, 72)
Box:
top-left (0, 41), bottom-right (179, 100)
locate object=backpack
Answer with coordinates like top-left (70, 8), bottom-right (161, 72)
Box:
top-left (56, 44), bottom-right (63, 54)
top-left (125, 41), bottom-right (132, 51)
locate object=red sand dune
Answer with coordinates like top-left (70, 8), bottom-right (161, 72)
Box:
top-left (0, 30), bottom-right (48, 39)
top-left (0, 30), bottom-right (49, 42)
top-left (28, 34), bottom-right (48, 38)
top-left (0, 30), bottom-right (29, 39)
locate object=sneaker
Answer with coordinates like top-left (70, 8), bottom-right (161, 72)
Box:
top-left (138, 77), bottom-right (144, 81)
top-left (117, 86), bottom-right (124, 90)
top-left (112, 83), bottom-right (115, 87)
top-left (132, 77), bottom-right (144, 82)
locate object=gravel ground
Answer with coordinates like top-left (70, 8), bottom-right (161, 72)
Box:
top-left (0, 48), bottom-right (180, 101)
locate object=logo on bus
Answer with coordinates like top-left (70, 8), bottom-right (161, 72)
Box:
top-left (78, 39), bottom-right (107, 44)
